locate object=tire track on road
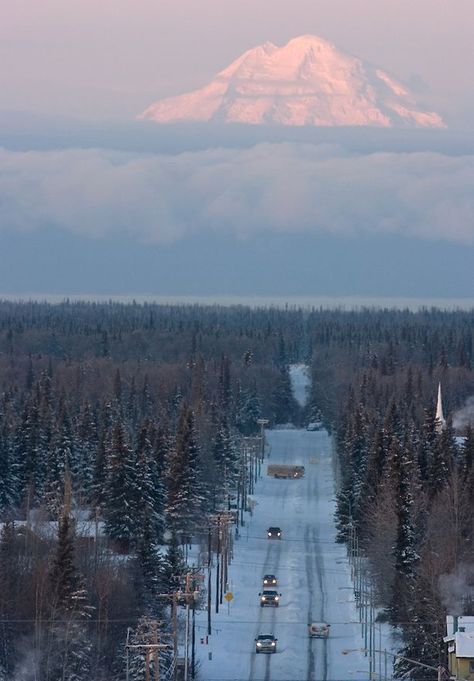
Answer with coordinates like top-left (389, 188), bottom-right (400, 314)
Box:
top-left (312, 524), bottom-right (328, 681)
top-left (249, 480), bottom-right (287, 681)
top-left (305, 524), bottom-right (316, 681)
top-left (306, 442), bottom-right (328, 681)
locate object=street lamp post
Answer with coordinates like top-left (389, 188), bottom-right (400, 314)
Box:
top-left (343, 647), bottom-right (446, 681)
top-left (257, 418), bottom-right (269, 461)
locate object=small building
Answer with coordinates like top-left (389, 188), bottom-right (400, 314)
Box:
top-left (444, 616), bottom-right (474, 680)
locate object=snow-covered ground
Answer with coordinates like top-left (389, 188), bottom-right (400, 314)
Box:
top-left (288, 364), bottom-right (310, 408)
top-left (195, 366), bottom-right (394, 680)
top-left (196, 428), bottom-right (377, 680)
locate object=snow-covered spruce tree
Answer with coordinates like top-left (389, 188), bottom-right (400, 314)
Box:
top-left (0, 427), bottom-right (16, 513)
top-left (166, 405), bottom-right (205, 535)
top-left (135, 512), bottom-right (166, 614)
top-left (149, 423), bottom-right (169, 541)
top-left (46, 404), bottom-right (74, 515)
top-left (0, 520), bottom-right (17, 675)
top-left (462, 425), bottom-right (474, 504)
top-left (335, 404), bottom-right (369, 539)
top-left (461, 425), bottom-right (474, 478)
top-left (271, 366), bottom-right (294, 424)
top-left (73, 402), bottom-right (98, 503)
top-left (13, 400), bottom-right (43, 506)
top-left (382, 398), bottom-right (403, 454)
top-left (235, 382), bottom-right (261, 436)
top-left (417, 404), bottom-right (438, 483)
top-left (211, 415), bottom-right (237, 509)
top-left (103, 419), bottom-right (138, 548)
top-left (163, 531), bottom-right (186, 593)
top-left (43, 501), bottom-right (91, 681)
top-left (362, 426), bottom-right (386, 513)
top-left (394, 574), bottom-right (445, 680)
top-left (126, 375), bottom-right (138, 425)
top-left (218, 354), bottom-right (232, 415)
top-left (140, 374), bottom-right (154, 419)
top-left (390, 435), bottom-right (419, 624)
top-left (428, 416), bottom-right (456, 499)
top-left (134, 420), bottom-right (165, 545)
top-left (90, 435), bottom-right (107, 512)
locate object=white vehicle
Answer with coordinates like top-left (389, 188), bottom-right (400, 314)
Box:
top-left (259, 590), bottom-right (281, 607)
top-left (255, 634), bottom-right (277, 653)
top-left (309, 622), bottom-right (330, 638)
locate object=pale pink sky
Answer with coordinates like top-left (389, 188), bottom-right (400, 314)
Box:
top-left (1, 0), bottom-right (473, 124)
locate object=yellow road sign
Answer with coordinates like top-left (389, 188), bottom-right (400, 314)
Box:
top-left (224, 592), bottom-right (234, 602)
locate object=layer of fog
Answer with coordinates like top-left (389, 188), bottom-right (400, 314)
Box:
top-left (1, 141), bottom-right (474, 246)
top-left (453, 397), bottom-right (474, 431)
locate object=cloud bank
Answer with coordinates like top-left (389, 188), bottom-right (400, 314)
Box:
top-left (1, 143), bottom-right (474, 245)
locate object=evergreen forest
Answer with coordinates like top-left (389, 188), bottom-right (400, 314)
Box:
top-left (0, 300), bottom-right (472, 679)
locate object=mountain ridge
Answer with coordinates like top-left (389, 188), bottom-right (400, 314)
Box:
top-left (140, 35), bottom-right (445, 128)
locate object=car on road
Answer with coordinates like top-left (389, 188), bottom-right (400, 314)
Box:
top-left (263, 574), bottom-right (278, 586)
top-left (255, 634), bottom-right (277, 653)
top-left (259, 590), bottom-right (281, 607)
top-left (308, 622), bottom-right (330, 638)
top-left (267, 526), bottom-right (281, 539)
top-left (307, 421), bottom-right (323, 431)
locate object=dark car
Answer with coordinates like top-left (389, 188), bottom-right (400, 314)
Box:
top-left (255, 634), bottom-right (277, 653)
top-left (263, 574), bottom-right (278, 586)
top-left (267, 527), bottom-right (281, 539)
top-left (259, 590), bottom-right (281, 607)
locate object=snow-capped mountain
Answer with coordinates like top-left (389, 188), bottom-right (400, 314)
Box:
top-left (140, 35), bottom-right (444, 128)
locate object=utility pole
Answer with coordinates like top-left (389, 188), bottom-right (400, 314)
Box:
top-left (184, 574), bottom-right (190, 681)
top-left (207, 524), bottom-right (212, 636)
top-left (191, 601), bottom-right (196, 679)
top-left (371, 649), bottom-right (446, 681)
top-left (257, 418), bottom-right (269, 461)
top-left (215, 514), bottom-right (220, 614)
top-left (125, 620), bottom-right (168, 681)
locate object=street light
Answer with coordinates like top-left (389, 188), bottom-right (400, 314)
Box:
top-left (342, 647), bottom-right (446, 681)
top-left (257, 418), bottom-right (269, 461)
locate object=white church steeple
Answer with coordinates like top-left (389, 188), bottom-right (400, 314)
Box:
top-left (435, 382), bottom-right (446, 432)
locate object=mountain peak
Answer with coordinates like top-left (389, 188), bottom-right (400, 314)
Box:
top-left (285, 34), bottom-right (335, 49)
top-left (140, 36), bottom-right (445, 128)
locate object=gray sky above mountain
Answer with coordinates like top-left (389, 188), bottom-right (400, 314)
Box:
top-left (1, 0), bottom-right (474, 126)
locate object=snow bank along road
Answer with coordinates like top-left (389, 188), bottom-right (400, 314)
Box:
top-left (196, 427), bottom-right (369, 681)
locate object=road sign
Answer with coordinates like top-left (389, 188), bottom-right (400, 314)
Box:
top-left (224, 592), bottom-right (233, 602)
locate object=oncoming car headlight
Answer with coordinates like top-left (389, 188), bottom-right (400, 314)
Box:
top-left (256, 642), bottom-right (262, 647)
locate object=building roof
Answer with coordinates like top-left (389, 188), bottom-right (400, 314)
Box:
top-left (446, 616), bottom-right (474, 637)
top-left (454, 632), bottom-right (474, 658)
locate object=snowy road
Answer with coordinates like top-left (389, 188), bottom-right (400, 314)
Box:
top-left (196, 427), bottom-right (370, 681)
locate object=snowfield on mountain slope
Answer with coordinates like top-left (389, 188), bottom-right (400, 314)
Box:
top-left (141, 35), bottom-right (444, 129)
top-left (195, 428), bottom-right (380, 680)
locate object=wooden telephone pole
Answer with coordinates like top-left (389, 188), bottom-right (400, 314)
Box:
top-left (126, 619), bottom-right (169, 681)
